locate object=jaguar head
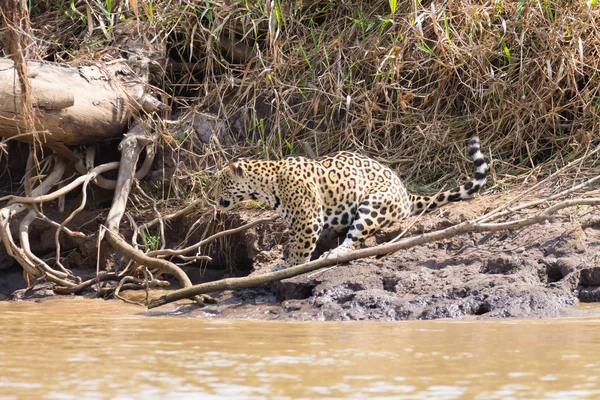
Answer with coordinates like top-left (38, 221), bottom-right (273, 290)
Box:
top-left (215, 162), bottom-right (251, 210)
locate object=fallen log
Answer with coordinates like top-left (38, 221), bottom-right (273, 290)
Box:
top-left (0, 58), bottom-right (166, 148)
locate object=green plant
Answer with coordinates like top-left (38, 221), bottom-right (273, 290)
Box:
top-left (143, 228), bottom-right (161, 251)
top-left (388, 0), bottom-right (397, 13)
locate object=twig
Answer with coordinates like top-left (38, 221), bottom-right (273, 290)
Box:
top-left (146, 216), bottom-right (277, 258)
top-left (477, 144), bottom-right (600, 223)
top-left (477, 172), bottom-right (600, 223)
top-left (31, 206), bottom-right (86, 238)
top-left (138, 197), bottom-right (204, 231)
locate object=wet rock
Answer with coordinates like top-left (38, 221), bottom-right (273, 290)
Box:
top-left (231, 285), bottom-right (277, 303)
top-left (10, 282), bottom-right (55, 301)
top-left (580, 268), bottom-right (600, 286)
top-left (579, 286), bottom-right (600, 302)
top-left (480, 256), bottom-right (523, 275)
top-left (313, 283), bottom-right (358, 306)
top-left (0, 267), bottom-right (26, 298)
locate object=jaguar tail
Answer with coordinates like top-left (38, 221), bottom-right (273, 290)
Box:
top-left (409, 137), bottom-right (489, 215)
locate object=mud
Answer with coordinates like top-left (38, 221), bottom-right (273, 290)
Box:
top-left (174, 192), bottom-right (600, 321)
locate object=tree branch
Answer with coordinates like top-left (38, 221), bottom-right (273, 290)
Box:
top-left (148, 197), bottom-right (600, 309)
top-left (146, 216), bottom-right (277, 258)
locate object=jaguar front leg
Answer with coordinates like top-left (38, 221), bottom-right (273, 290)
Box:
top-left (272, 215), bottom-right (323, 271)
top-left (270, 235), bottom-right (295, 271)
top-left (271, 165), bottom-right (324, 271)
top-left (288, 217), bottom-right (323, 266)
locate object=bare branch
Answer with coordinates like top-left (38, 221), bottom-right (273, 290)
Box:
top-left (148, 197), bottom-right (600, 309)
top-left (138, 197), bottom-right (204, 231)
top-left (477, 144), bottom-right (600, 223)
top-left (147, 216), bottom-right (277, 258)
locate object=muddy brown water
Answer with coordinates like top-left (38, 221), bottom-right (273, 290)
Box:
top-left (1, 299), bottom-right (600, 399)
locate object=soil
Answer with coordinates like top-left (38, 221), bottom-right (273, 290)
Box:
top-left (160, 191), bottom-right (600, 321)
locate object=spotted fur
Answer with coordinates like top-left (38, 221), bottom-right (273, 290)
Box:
top-left (216, 137), bottom-right (488, 269)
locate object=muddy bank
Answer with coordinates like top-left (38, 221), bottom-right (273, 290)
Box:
top-left (163, 193), bottom-right (600, 321)
top-left (4, 192), bottom-right (600, 321)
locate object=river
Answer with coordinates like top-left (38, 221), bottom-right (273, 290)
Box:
top-left (1, 299), bottom-right (599, 399)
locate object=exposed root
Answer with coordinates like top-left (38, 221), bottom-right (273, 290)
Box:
top-left (0, 157), bottom-right (66, 284)
top-left (0, 125), bottom-right (207, 299)
top-left (74, 143), bottom-right (156, 190)
top-left (1, 161), bottom-right (120, 205)
top-left (112, 268), bottom-right (169, 306)
top-left (53, 272), bottom-right (121, 295)
top-left (94, 123), bottom-right (212, 304)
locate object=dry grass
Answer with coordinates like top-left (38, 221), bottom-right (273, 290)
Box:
top-left (8, 0), bottom-right (600, 191)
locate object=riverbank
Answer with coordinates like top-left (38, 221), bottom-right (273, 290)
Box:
top-left (3, 190), bottom-right (600, 321)
top-left (2, 1), bottom-right (600, 321)
top-left (149, 191), bottom-right (600, 320)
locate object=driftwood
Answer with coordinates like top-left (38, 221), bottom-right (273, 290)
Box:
top-left (0, 59), bottom-right (142, 145)
top-left (0, 19), bottom-right (168, 150)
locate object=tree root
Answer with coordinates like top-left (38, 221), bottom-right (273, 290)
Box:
top-left (0, 124), bottom-right (208, 299)
top-left (73, 143), bottom-right (155, 190)
top-left (98, 123), bottom-right (213, 304)
top-left (0, 157), bottom-right (67, 284)
top-left (53, 272), bottom-right (121, 294)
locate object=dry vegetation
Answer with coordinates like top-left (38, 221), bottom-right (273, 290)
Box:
top-left (18, 0), bottom-right (600, 178)
top-left (1, 0), bottom-right (600, 301)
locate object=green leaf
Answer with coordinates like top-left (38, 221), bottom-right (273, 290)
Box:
top-left (501, 39), bottom-right (511, 63)
top-left (443, 12), bottom-right (451, 46)
top-left (416, 41), bottom-right (435, 57)
top-left (389, 0), bottom-right (397, 13)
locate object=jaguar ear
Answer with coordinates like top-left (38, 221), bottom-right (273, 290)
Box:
top-left (230, 162), bottom-right (245, 178)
